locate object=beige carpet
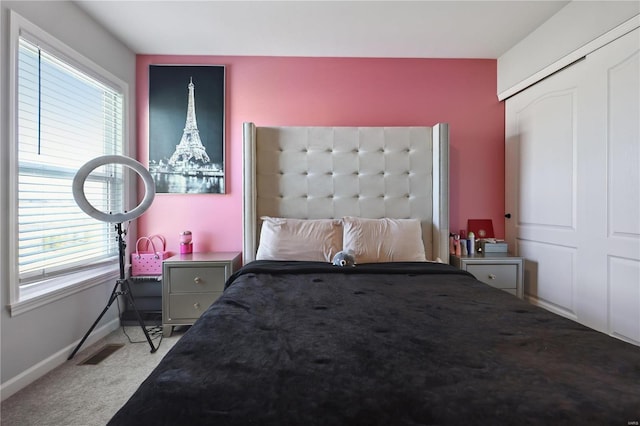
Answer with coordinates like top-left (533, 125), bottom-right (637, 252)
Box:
top-left (1, 326), bottom-right (187, 426)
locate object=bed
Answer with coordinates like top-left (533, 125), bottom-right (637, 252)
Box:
top-left (108, 124), bottom-right (640, 425)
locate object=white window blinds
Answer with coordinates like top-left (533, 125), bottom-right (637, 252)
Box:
top-left (17, 36), bottom-right (125, 286)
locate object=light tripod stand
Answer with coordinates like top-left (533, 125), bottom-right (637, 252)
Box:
top-left (68, 155), bottom-right (158, 360)
top-left (68, 223), bottom-right (157, 360)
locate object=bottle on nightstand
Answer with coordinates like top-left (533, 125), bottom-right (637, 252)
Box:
top-left (468, 232), bottom-right (475, 254)
top-left (179, 231), bottom-right (193, 254)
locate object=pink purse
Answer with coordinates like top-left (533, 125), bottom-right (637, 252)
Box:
top-left (131, 235), bottom-right (170, 276)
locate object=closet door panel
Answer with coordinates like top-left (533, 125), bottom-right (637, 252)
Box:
top-left (518, 239), bottom-right (576, 318)
top-left (576, 28), bottom-right (639, 339)
top-left (517, 91), bottom-right (576, 229)
top-left (601, 30), bottom-right (639, 343)
top-left (506, 27), bottom-right (639, 343)
top-left (607, 46), bottom-right (639, 343)
top-left (505, 63), bottom-right (581, 307)
top-left (609, 48), bottom-right (639, 240)
top-left (609, 257), bottom-right (640, 343)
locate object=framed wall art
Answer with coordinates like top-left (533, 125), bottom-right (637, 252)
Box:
top-left (148, 65), bottom-right (225, 194)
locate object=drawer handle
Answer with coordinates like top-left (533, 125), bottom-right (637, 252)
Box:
top-left (194, 302), bottom-right (201, 310)
top-left (488, 274), bottom-right (496, 280)
top-left (194, 276), bottom-right (204, 284)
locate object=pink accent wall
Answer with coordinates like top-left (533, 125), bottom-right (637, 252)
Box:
top-left (136, 56), bottom-right (504, 255)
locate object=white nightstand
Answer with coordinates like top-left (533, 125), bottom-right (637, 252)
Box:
top-left (162, 252), bottom-right (241, 336)
top-left (450, 253), bottom-right (524, 299)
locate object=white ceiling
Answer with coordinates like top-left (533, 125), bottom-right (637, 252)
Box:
top-left (74, 1), bottom-right (570, 59)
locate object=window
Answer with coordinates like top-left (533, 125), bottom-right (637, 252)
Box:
top-left (9, 13), bottom-right (129, 313)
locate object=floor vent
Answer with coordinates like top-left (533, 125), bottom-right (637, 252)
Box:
top-left (79, 344), bottom-right (125, 365)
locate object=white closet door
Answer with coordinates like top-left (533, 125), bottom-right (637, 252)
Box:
top-left (505, 56), bottom-right (582, 321)
top-left (505, 28), bottom-right (639, 344)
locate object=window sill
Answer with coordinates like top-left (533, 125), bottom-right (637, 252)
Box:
top-left (9, 264), bottom-right (119, 317)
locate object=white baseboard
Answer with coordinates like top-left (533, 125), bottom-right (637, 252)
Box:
top-left (0, 318), bottom-right (120, 402)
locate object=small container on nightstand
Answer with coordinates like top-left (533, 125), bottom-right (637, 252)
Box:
top-left (450, 253), bottom-right (524, 299)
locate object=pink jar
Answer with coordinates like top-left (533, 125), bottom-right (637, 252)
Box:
top-left (179, 231), bottom-right (193, 254)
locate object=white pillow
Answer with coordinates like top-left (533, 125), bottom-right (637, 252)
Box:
top-left (342, 217), bottom-right (427, 263)
top-left (256, 217), bottom-right (342, 262)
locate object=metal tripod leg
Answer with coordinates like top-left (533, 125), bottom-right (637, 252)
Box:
top-left (67, 278), bottom-right (157, 360)
top-left (68, 280), bottom-right (119, 360)
top-left (120, 278), bottom-right (158, 353)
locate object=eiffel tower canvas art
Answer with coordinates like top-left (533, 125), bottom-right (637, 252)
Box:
top-left (148, 65), bottom-right (225, 194)
top-left (169, 77), bottom-right (211, 167)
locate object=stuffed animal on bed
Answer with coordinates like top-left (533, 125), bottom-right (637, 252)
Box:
top-left (332, 250), bottom-right (356, 267)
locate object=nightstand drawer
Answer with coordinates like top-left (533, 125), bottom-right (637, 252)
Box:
top-left (450, 254), bottom-right (524, 299)
top-left (167, 292), bottom-right (221, 320)
top-left (168, 266), bottom-right (227, 293)
top-left (466, 264), bottom-right (517, 290)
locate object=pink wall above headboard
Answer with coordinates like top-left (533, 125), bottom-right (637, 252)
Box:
top-left (136, 55), bottom-right (504, 255)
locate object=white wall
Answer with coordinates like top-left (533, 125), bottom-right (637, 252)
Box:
top-left (498, 1), bottom-right (639, 99)
top-left (0, 0), bottom-right (136, 399)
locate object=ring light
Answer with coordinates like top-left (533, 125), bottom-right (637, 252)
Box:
top-left (72, 155), bottom-right (155, 223)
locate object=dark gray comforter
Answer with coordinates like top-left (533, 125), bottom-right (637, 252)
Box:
top-left (109, 261), bottom-right (640, 425)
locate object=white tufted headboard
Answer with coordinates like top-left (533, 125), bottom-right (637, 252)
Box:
top-left (243, 123), bottom-right (449, 264)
